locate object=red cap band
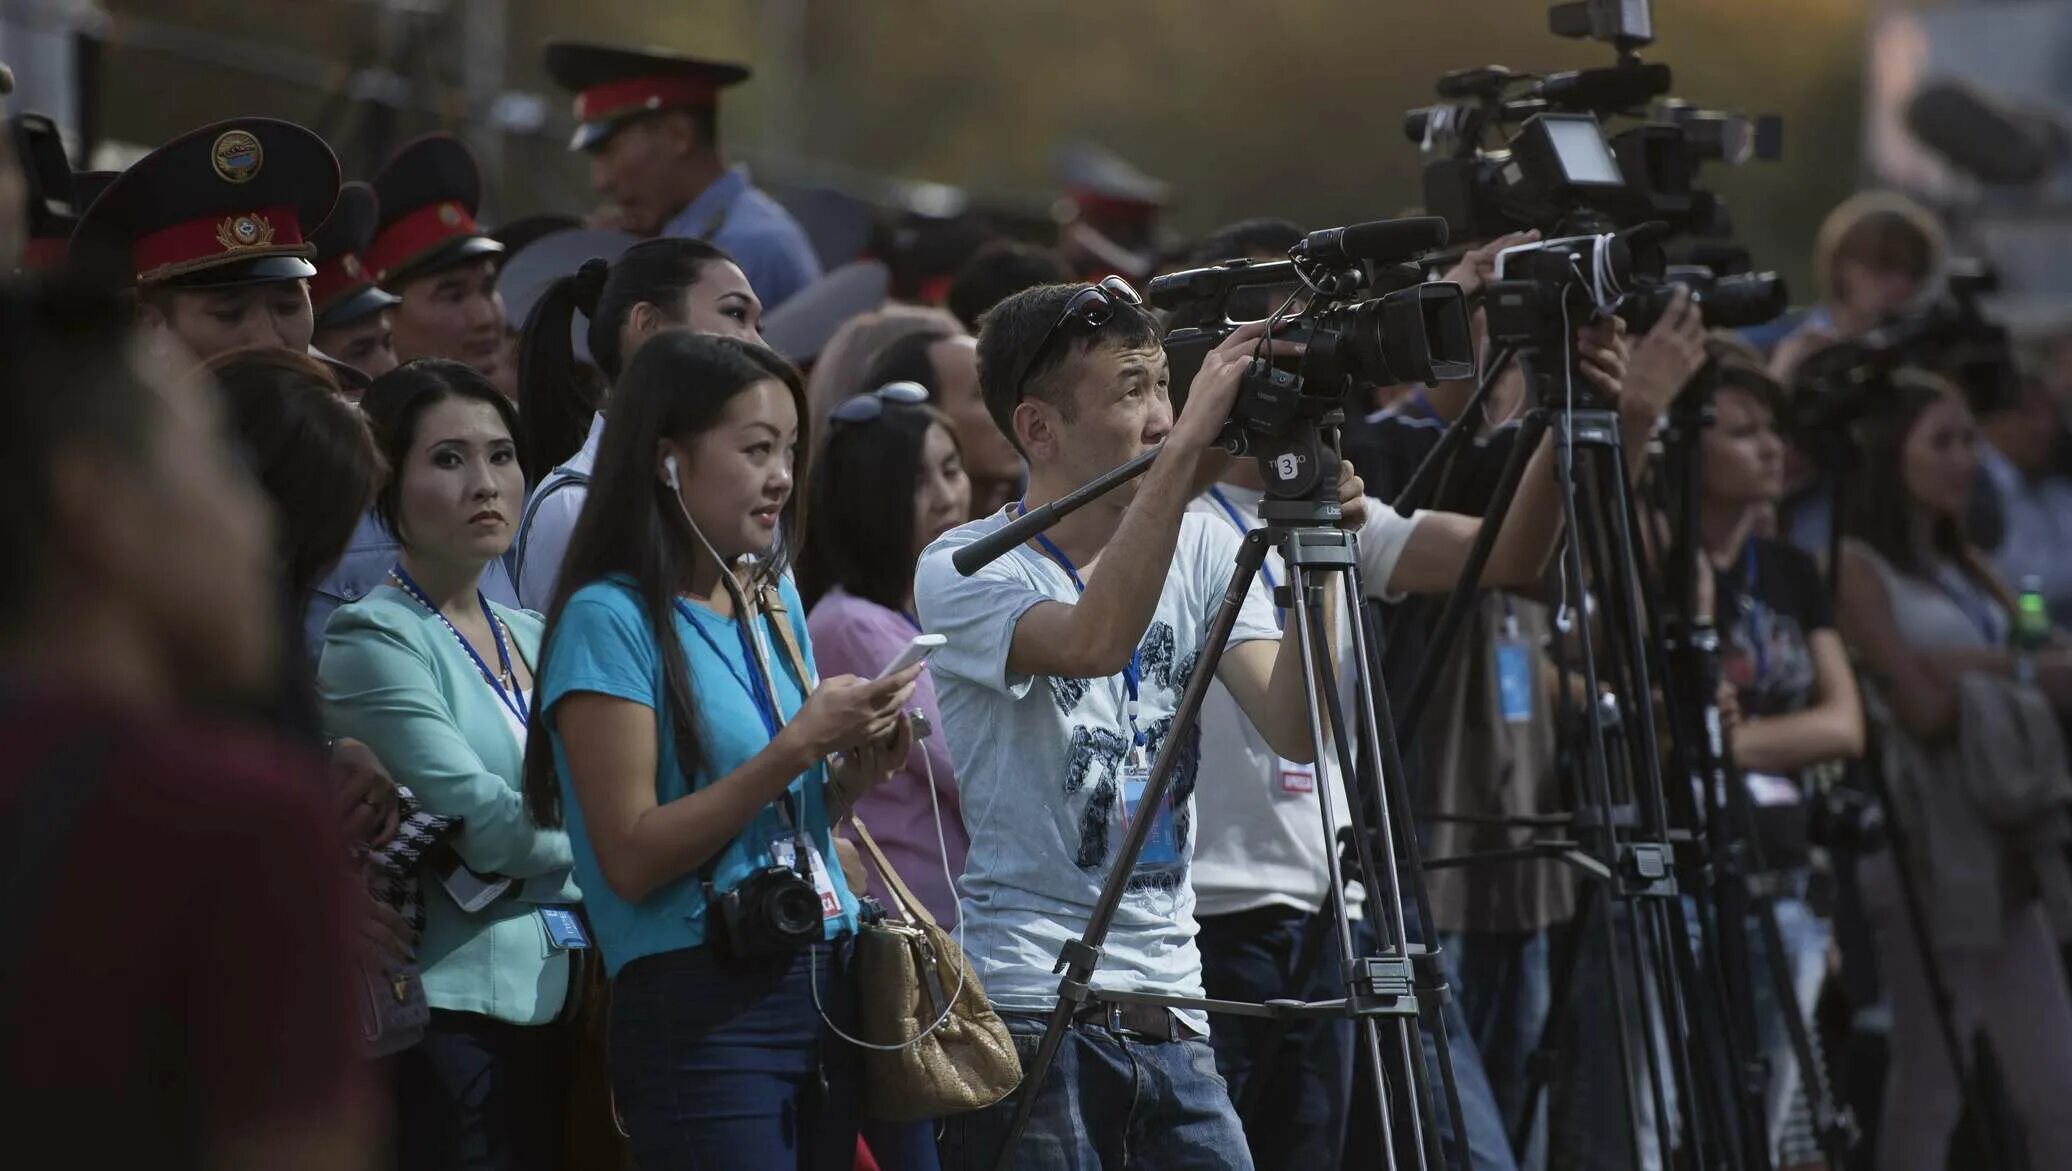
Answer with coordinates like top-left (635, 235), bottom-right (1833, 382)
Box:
top-left (573, 76), bottom-right (719, 125)
top-left (133, 205), bottom-right (307, 283)
top-left (1068, 189), bottom-right (1162, 226)
top-left (366, 200), bottom-right (482, 283)
top-left (310, 252), bottom-right (373, 316)
top-left (21, 236), bottom-right (70, 270)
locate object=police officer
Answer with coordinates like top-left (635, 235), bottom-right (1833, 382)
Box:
top-left (368, 133), bottom-right (508, 391)
top-left (314, 137), bottom-right (516, 661)
top-left (1053, 140), bottom-right (1172, 284)
top-left (70, 118), bottom-right (341, 362)
top-left (543, 38), bottom-right (822, 309)
top-left (309, 180), bottom-right (401, 381)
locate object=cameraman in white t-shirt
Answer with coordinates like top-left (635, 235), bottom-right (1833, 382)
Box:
top-left (914, 266), bottom-right (1628, 1167)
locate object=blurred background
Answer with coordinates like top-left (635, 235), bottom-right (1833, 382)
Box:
top-left (1, 0), bottom-right (2068, 326)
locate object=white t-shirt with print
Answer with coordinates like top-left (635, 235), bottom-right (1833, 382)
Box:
top-left (1188, 487), bottom-right (1426, 919)
top-left (914, 510), bottom-right (1280, 1029)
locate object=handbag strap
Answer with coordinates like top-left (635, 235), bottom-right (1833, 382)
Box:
top-left (758, 583), bottom-right (815, 693)
top-left (849, 812), bottom-right (940, 930)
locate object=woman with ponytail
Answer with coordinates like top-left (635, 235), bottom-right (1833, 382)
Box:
top-left (513, 239), bottom-right (763, 610)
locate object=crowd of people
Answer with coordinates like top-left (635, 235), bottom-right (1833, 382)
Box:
top-left (5, 31), bottom-right (2072, 1171)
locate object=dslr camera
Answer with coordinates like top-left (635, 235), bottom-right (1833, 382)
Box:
top-left (1150, 217), bottom-right (1474, 495)
top-left (710, 862), bottom-right (825, 960)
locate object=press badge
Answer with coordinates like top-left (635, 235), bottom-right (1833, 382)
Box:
top-left (1122, 754), bottom-right (1181, 868)
top-left (538, 906), bottom-right (591, 950)
top-left (771, 835), bottom-right (844, 919)
top-left (1278, 761), bottom-right (1316, 795)
top-left (1495, 640), bottom-right (1534, 724)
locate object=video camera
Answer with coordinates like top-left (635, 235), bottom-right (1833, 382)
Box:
top-left (1403, 3), bottom-right (1780, 243)
top-left (1150, 217), bottom-right (1474, 491)
top-left (1792, 259), bottom-right (2020, 433)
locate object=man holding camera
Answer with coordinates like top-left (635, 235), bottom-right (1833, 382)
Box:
top-left (916, 280), bottom-right (1351, 1168)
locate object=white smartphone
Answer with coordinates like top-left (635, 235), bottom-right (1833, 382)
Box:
top-left (875, 633), bottom-right (947, 681)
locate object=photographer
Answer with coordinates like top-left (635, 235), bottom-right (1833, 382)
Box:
top-left (915, 281), bottom-right (1333, 1168)
top-left (1191, 395), bottom-right (1598, 1171)
top-left (1835, 370), bottom-right (2072, 1171)
top-left (1762, 193), bottom-right (1944, 383)
top-left (523, 332), bottom-right (921, 1166)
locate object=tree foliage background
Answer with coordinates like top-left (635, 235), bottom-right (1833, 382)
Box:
top-left (95, 0), bottom-right (1879, 294)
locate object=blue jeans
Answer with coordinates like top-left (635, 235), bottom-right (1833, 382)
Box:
top-left (1747, 894), bottom-right (1828, 1162)
top-left (1446, 928), bottom-right (1553, 1170)
top-left (937, 1012), bottom-right (1255, 1171)
top-left (1198, 906), bottom-right (1356, 1169)
top-left (607, 942), bottom-right (938, 1171)
top-left (394, 1010), bottom-right (557, 1171)
top-left (1342, 913), bottom-right (1521, 1171)
top-left (1553, 901), bottom-right (1675, 1171)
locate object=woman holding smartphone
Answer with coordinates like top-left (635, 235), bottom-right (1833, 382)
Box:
top-left (525, 331), bottom-right (921, 1169)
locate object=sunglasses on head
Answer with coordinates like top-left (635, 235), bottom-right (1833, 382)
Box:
top-left (1004, 276), bottom-right (1145, 405)
top-left (829, 380), bottom-right (931, 430)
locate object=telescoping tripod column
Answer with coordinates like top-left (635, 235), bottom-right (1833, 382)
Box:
top-left (954, 415), bottom-right (1466, 1171)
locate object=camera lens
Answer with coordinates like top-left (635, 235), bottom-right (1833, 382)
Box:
top-left (768, 879), bottom-right (824, 941)
top-left (1699, 272), bottom-right (1789, 329)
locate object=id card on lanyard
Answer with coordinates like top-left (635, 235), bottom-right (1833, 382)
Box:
top-left (1493, 599), bottom-right (1534, 724)
top-left (1024, 505), bottom-right (1176, 870)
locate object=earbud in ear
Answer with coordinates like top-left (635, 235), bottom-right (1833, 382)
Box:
top-left (663, 454), bottom-right (681, 492)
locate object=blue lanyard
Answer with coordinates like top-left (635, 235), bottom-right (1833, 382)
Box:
top-left (1931, 565), bottom-right (2004, 646)
top-left (1739, 543), bottom-right (1769, 684)
top-left (673, 598), bottom-right (781, 739)
top-left (391, 565), bottom-right (528, 725)
top-left (1206, 485), bottom-right (1282, 628)
top-left (1021, 501), bottom-right (1146, 746)
top-left (1407, 387), bottom-right (1440, 421)
top-left (898, 609), bottom-right (923, 634)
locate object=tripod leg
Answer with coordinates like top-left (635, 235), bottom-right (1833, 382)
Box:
top-left (1352, 590), bottom-right (1477, 1171)
top-left (1285, 551), bottom-right (1414, 1171)
top-left (1544, 414), bottom-right (1652, 1171)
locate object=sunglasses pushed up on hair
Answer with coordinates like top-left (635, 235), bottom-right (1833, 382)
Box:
top-left (1004, 276), bottom-right (1145, 404)
top-left (829, 380), bottom-right (931, 431)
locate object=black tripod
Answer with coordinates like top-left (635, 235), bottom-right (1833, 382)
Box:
top-left (1382, 337), bottom-right (1761, 1171)
top-left (955, 411), bottom-right (1469, 1171)
top-left (1655, 373), bottom-right (1858, 1170)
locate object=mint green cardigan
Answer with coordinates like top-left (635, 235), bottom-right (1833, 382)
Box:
top-left (319, 584), bottom-right (579, 1026)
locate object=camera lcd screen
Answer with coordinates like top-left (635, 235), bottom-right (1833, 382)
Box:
top-left (1544, 117), bottom-right (1624, 187)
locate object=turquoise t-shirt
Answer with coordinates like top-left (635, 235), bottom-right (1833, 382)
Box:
top-left (540, 573), bottom-right (860, 976)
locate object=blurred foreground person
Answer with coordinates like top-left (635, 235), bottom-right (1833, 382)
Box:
top-left (0, 277), bottom-right (376, 1169)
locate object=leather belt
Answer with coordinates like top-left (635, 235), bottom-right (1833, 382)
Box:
top-left (1072, 999), bottom-right (1182, 1042)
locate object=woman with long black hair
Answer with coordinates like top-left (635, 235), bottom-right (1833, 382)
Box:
top-left (512, 238), bottom-right (764, 610)
top-left (1835, 370), bottom-right (2072, 1171)
top-left (525, 331), bottom-right (922, 1169)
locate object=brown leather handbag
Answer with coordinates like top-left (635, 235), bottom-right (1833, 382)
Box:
top-left (846, 814), bottom-right (1021, 1121)
top-left (755, 582), bottom-right (1020, 1120)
